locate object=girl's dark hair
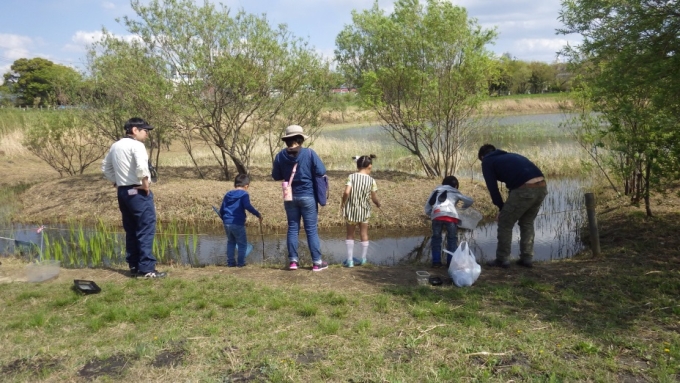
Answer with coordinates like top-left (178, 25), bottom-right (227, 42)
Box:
top-left (234, 174), bottom-right (250, 187)
top-left (442, 176), bottom-right (459, 189)
top-left (478, 144), bottom-right (496, 161)
top-left (356, 154), bottom-right (377, 169)
top-left (283, 135), bottom-right (305, 148)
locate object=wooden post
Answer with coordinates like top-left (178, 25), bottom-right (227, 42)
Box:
top-left (584, 193), bottom-right (601, 256)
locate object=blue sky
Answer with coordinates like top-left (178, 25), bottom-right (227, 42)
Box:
top-left (0, 0), bottom-right (579, 79)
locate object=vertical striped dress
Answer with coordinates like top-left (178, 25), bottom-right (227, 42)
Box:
top-left (344, 173), bottom-right (378, 223)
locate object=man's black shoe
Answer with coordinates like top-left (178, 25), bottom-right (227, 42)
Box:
top-left (431, 262), bottom-right (444, 269)
top-left (516, 259), bottom-right (533, 268)
top-left (129, 267), bottom-right (138, 278)
top-left (137, 270), bottom-right (168, 278)
top-left (486, 259), bottom-right (510, 269)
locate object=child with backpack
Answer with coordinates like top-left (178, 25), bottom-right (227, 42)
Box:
top-left (424, 176), bottom-right (474, 268)
top-left (341, 154), bottom-right (381, 267)
top-left (219, 174), bottom-right (263, 267)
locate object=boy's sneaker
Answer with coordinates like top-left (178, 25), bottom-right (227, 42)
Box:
top-left (359, 258), bottom-right (367, 266)
top-left (289, 261), bottom-right (298, 270)
top-left (312, 261), bottom-right (328, 272)
top-left (343, 259), bottom-right (354, 268)
top-left (138, 270), bottom-right (167, 278)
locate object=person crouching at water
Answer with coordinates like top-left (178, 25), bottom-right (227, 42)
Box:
top-left (102, 118), bottom-right (166, 278)
top-left (424, 175), bottom-right (474, 268)
top-left (341, 154), bottom-right (381, 267)
top-left (478, 144), bottom-right (547, 269)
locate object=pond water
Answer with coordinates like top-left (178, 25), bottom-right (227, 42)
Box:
top-left (320, 113), bottom-right (578, 146)
top-left (0, 113), bottom-right (591, 268)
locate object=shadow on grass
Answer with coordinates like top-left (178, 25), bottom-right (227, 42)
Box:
top-left (348, 209), bottom-right (680, 339)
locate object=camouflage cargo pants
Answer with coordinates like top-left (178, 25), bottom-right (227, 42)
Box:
top-left (496, 185), bottom-right (548, 262)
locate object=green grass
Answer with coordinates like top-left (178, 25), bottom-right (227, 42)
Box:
top-left (1, 250), bottom-right (679, 382)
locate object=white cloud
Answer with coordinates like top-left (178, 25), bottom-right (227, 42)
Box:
top-left (63, 30), bottom-right (141, 52)
top-left (514, 38), bottom-right (569, 52)
top-left (511, 38), bottom-right (577, 61)
top-left (0, 34), bottom-right (34, 61)
top-left (101, 1), bottom-right (116, 10)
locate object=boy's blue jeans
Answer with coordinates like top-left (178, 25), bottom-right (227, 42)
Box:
top-left (283, 196), bottom-right (322, 265)
top-left (431, 220), bottom-right (458, 266)
top-left (224, 223), bottom-right (248, 267)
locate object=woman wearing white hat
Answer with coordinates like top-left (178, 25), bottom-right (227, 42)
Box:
top-left (272, 125), bottom-right (328, 271)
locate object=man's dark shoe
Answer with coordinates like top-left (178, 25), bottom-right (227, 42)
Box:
top-left (516, 259), bottom-right (533, 268)
top-left (129, 267), bottom-right (138, 278)
top-left (486, 259), bottom-right (510, 269)
top-left (138, 270), bottom-right (168, 278)
top-left (431, 262), bottom-right (444, 269)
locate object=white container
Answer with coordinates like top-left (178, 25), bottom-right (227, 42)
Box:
top-left (458, 208), bottom-right (483, 230)
top-left (416, 271), bottom-right (430, 286)
top-left (25, 260), bottom-right (60, 282)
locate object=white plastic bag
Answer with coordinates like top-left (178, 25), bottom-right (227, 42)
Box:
top-left (445, 241), bottom-right (481, 287)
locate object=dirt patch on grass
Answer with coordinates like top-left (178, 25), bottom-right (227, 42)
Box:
top-left (1, 356), bottom-right (62, 376)
top-left (79, 353), bottom-right (136, 380)
top-left (152, 348), bottom-right (187, 368)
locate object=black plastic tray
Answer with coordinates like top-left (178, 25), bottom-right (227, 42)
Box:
top-left (73, 279), bottom-right (101, 294)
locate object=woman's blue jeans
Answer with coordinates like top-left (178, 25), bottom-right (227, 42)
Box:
top-left (431, 220), bottom-right (458, 265)
top-left (283, 196), bottom-right (322, 264)
top-left (224, 223), bottom-right (248, 267)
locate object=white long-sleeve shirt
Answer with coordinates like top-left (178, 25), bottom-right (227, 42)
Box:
top-left (102, 137), bottom-right (151, 186)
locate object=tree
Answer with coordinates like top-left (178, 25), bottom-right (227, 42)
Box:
top-left (559, 0), bottom-right (680, 119)
top-left (335, 0), bottom-right (497, 177)
top-left (84, 33), bottom-right (178, 173)
top-left (3, 58), bottom-right (82, 107)
top-left (23, 110), bottom-right (110, 176)
top-left (121, 0), bottom-right (332, 178)
top-left (559, 0), bottom-right (680, 216)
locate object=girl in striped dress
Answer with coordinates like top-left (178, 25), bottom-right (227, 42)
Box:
top-left (341, 154), bottom-right (381, 267)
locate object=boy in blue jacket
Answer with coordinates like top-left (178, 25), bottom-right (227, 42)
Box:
top-left (219, 174), bottom-right (262, 267)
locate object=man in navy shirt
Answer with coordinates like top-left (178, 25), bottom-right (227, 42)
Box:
top-left (478, 144), bottom-right (548, 268)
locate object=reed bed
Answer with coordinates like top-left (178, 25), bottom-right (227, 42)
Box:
top-left (31, 220), bottom-right (202, 268)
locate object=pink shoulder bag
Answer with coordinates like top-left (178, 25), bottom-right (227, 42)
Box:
top-left (282, 163), bottom-right (297, 202)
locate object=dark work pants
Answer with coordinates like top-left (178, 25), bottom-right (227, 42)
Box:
top-left (496, 186), bottom-right (548, 262)
top-left (117, 186), bottom-right (157, 273)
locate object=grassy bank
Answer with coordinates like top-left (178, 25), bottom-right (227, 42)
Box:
top-left (1, 190), bottom-right (679, 382)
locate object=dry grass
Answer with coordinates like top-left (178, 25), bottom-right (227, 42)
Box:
top-left (13, 166), bottom-right (496, 230)
top-left (0, 130), bottom-right (29, 157)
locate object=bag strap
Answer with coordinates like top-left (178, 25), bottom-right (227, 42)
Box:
top-left (288, 162), bottom-right (298, 185)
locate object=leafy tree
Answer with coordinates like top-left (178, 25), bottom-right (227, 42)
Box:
top-left (3, 58), bottom-right (82, 107)
top-left (121, 0), bottom-right (332, 178)
top-left (23, 110), bottom-right (109, 176)
top-left (559, 0), bottom-right (680, 119)
top-left (528, 61), bottom-right (556, 94)
top-left (336, 0), bottom-right (497, 177)
top-left (83, 33), bottom-right (177, 173)
top-left (559, 0), bottom-right (680, 215)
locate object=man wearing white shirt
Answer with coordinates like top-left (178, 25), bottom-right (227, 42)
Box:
top-left (102, 118), bottom-right (166, 278)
